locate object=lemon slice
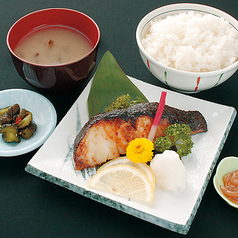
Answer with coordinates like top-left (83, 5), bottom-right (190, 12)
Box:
top-left (98, 156), bottom-right (155, 187)
top-left (89, 164), bottom-right (154, 202)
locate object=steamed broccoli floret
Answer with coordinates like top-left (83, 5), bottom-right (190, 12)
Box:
top-left (105, 94), bottom-right (145, 112)
top-left (154, 123), bottom-right (194, 158)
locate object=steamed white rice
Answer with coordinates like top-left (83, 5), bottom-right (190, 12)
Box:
top-left (142, 11), bottom-right (238, 72)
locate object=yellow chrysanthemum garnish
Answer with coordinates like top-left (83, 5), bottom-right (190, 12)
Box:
top-left (126, 138), bottom-right (154, 163)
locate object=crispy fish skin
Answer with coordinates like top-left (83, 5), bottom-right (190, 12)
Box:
top-left (73, 102), bottom-right (207, 170)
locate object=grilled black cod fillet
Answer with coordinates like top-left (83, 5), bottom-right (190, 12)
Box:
top-left (74, 102), bottom-right (207, 170)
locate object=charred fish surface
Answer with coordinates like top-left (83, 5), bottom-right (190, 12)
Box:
top-left (73, 102), bottom-right (207, 170)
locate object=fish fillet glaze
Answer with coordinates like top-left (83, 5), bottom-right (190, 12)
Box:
top-left (73, 102), bottom-right (207, 170)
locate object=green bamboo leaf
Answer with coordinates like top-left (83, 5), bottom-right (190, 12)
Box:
top-left (87, 51), bottom-right (148, 118)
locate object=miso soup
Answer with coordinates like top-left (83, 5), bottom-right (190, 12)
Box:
top-left (14, 26), bottom-right (93, 66)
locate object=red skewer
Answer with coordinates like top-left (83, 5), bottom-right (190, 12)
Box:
top-left (148, 91), bottom-right (167, 141)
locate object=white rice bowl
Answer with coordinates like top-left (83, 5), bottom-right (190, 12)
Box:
top-left (142, 11), bottom-right (238, 72)
top-left (150, 150), bottom-right (187, 192)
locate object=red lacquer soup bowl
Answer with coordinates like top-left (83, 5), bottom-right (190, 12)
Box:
top-left (7, 8), bottom-right (100, 93)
